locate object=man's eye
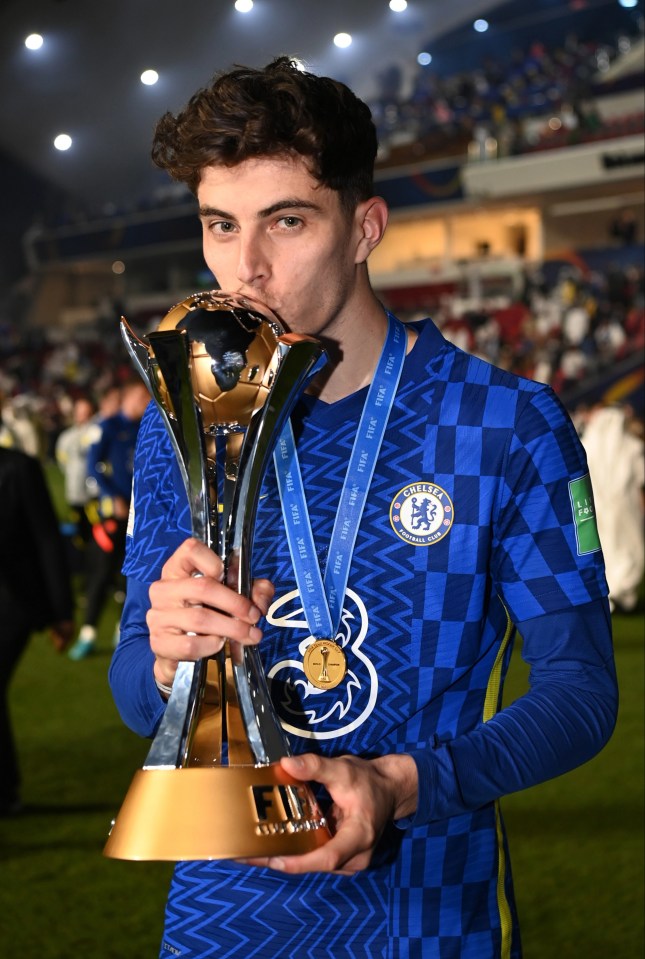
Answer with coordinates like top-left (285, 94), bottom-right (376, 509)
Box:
top-left (213, 221), bottom-right (235, 233)
top-left (279, 216), bottom-right (302, 228)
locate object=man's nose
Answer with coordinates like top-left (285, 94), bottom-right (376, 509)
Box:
top-left (236, 232), bottom-right (269, 287)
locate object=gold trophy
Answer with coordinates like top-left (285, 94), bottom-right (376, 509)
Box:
top-left (103, 291), bottom-right (331, 861)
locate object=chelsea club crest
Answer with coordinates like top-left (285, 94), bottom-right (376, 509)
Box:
top-left (390, 481), bottom-right (454, 546)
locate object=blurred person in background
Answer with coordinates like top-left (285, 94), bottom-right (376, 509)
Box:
top-left (55, 393), bottom-right (98, 554)
top-left (0, 392), bottom-right (21, 449)
top-left (68, 380), bottom-right (149, 660)
top-left (0, 395), bottom-right (42, 457)
top-left (0, 446), bottom-right (74, 815)
top-left (95, 383), bottom-right (122, 422)
top-left (581, 404), bottom-right (645, 612)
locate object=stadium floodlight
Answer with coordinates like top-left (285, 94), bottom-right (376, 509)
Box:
top-left (54, 134), bottom-right (72, 151)
top-left (334, 32), bottom-right (352, 48)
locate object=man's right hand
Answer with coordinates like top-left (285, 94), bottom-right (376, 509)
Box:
top-left (146, 537), bottom-right (275, 688)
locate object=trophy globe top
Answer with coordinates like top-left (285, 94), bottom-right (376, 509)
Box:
top-left (156, 291), bottom-right (284, 432)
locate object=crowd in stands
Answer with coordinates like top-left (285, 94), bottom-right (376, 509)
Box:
top-left (374, 22), bottom-right (644, 165)
top-left (406, 254), bottom-right (645, 402)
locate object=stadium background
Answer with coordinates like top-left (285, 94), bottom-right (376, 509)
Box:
top-left (0, 1), bottom-right (642, 956)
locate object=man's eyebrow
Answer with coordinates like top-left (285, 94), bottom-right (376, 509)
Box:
top-left (198, 198), bottom-right (322, 220)
top-left (257, 198), bottom-right (322, 218)
top-left (198, 205), bottom-right (232, 220)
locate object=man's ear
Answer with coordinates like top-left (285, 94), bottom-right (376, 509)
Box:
top-left (354, 196), bottom-right (388, 264)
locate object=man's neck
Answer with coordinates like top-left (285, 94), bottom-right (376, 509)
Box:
top-left (306, 303), bottom-right (388, 404)
top-left (307, 302), bottom-right (417, 405)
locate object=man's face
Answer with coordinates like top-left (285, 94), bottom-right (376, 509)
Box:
top-left (122, 383), bottom-right (150, 421)
top-left (74, 398), bottom-right (94, 425)
top-left (197, 155), bottom-right (368, 340)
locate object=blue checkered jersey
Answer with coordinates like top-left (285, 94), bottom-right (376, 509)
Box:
top-left (110, 318), bottom-right (616, 959)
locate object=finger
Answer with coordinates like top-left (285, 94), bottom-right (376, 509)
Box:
top-left (147, 606), bottom-right (263, 655)
top-left (251, 578), bottom-right (275, 616)
top-left (279, 753), bottom-right (337, 788)
top-left (244, 823), bottom-right (372, 876)
top-left (149, 575), bottom-right (263, 626)
top-left (160, 538), bottom-right (224, 581)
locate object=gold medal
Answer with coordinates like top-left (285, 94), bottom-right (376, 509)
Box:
top-left (303, 640), bottom-right (347, 690)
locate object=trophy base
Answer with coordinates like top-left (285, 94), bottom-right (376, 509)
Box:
top-left (103, 765), bottom-right (331, 861)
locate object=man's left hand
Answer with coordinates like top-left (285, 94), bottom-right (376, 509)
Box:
top-left (244, 751), bottom-right (418, 875)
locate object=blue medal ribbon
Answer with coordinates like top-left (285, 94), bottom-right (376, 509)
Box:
top-left (274, 313), bottom-right (407, 643)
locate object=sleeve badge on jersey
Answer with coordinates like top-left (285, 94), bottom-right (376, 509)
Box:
top-left (569, 473), bottom-right (601, 555)
top-left (390, 481), bottom-right (454, 546)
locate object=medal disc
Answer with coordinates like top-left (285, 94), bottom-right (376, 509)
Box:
top-left (303, 640), bottom-right (347, 690)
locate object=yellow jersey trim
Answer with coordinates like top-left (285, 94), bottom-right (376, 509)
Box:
top-left (483, 605), bottom-right (515, 959)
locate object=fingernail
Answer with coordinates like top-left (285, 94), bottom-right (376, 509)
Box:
top-left (270, 857), bottom-right (285, 871)
top-left (248, 605), bottom-right (262, 624)
top-left (249, 626), bottom-right (262, 643)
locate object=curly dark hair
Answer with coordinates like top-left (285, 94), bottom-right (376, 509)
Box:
top-left (151, 57), bottom-right (378, 212)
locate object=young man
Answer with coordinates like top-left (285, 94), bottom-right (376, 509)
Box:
top-left (109, 58), bottom-right (617, 958)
